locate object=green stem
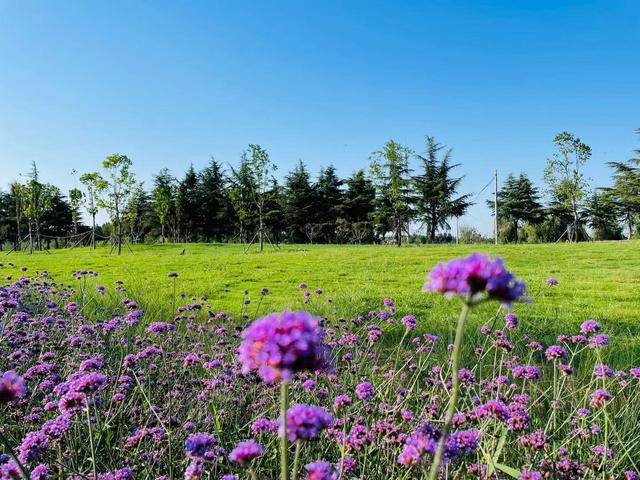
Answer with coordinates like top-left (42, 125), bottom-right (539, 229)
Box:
top-left (0, 430), bottom-right (30, 479)
top-left (292, 440), bottom-right (302, 480)
top-left (427, 301), bottom-right (471, 480)
top-left (86, 406), bottom-right (98, 480)
top-left (280, 380), bottom-right (290, 480)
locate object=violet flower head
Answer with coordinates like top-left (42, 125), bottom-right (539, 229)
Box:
top-left (355, 381), bottom-right (374, 401)
top-left (0, 371), bottom-right (26, 403)
top-left (238, 310), bottom-right (330, 383)
top-left (423, 253), bottom-right (526, 306)
top-left (303, 461), bottom-right (338, 480)
top-left (228, 440), bottom-right (264, 465)
top-left (546, 278), bottom-right (559, 286)
top-left (283, 404), bottom-right (333, 442)
top-left (184, 432), bottom-right (218, 459)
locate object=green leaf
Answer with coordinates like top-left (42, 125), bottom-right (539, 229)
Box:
top-left (495, 463), bottom-right (522, 478)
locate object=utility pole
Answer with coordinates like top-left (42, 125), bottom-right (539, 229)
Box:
top-left (494, 169), bottom-right (499, 245)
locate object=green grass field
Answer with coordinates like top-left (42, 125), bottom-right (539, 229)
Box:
top-left (4, 241), bottom-right (640, 358)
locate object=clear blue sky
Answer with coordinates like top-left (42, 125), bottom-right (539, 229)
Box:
top-left (1, 0), bottom-right (639, 233)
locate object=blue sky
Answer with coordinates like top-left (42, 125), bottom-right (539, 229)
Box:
top-left (1, 0), bottom-right (639, 233)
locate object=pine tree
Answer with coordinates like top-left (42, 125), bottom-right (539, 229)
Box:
top-left (489, 173), bottom-right (544, 242)
top-left (198, 158), bottom-right (234, 242)
top-left (342, 169), bottom-right (376, 243)
top-left (604, 131), bottom-right (640, 239)
top-left (176, 165), bottom-right (201, 242)
top-left (414, 136), bottom-right (473, 242)
top-left (314, 165), bottom-right (343, 243)
top-left (284, 161), bottom-right (316, 243)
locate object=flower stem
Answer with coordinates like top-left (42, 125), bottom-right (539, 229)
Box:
top-left (427, 301), bottom-right (471, 480)
top-left (280, 380), bottom-right (290, 480)
top-left (292, 440), bottom-right (302, 480)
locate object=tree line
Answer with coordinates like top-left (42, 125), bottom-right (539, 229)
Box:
top-left (1, 131), bottom-right (639, 254)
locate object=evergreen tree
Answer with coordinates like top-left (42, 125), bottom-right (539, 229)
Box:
top-left (584, 191), bottom-right (623, 240)
top-left (604, 131), bottom-right (640, 239)
top-left (370, 140), bottom-right (414, 246)
top-left (40, 188), bottom-right (73, 249)
top-left (314, 165), bottom-right (343, 243)
top-left (176, 165), bottom-right (201, 242)
top-left (414, 136), bottom-right (473, 242)
top-left (342, 169), bottom-right (376, 243)
top-left (489, 173), bottom-right (544, 242)
top-left (284, 161), bottom-right (316, 243)
top-left (198, 158), bottom-right (233, 241)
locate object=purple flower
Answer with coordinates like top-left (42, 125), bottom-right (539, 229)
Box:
top-left (228, 440), bottom-right (264, 465)
top-left (30, 464), bottom-right (49, 480)
top-left (401, 315), bottom-right (417, 330)
top-left (0, 371), bottom-right (26, 403)
top-left (355, 381), bottom-right (374, 401)
top-left (58, 391), bottom-right (87, 413)
top-left (168, 272), bottom-right (178, 278)
top-left (590, 389), bottom-right (611, 408)
top-left (303, 461), bottom-right (338, 480)
top-left (332, 394), bottom-right (352, 411)
top-left (546, 278), bottom-right (558, 286)
top-left (544, 345), bottom-right (566, 360)
top-left (238, 310), bottom-right (329, 383)
top-left (283, 404), bottom-right (333, 441)
top-left (185, 433), bottom-right (218, 459)
top-left (423, 253), bottom-right (526, 306)
top-left (580, 320), bottom-right (601, 335)
top-left (505, 313), bottom-right (518, 330)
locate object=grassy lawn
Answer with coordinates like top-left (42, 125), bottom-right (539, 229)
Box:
top-left (4, 241), bottom-right (640, 352)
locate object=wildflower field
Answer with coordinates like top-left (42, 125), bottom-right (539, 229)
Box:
top-left (1, 242), bottom-right (640, 479)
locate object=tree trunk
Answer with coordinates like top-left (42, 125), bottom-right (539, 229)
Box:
top-left (628, 216), bottom-right (633, 240)
top-left (92, 214), bottom-right (96, 249)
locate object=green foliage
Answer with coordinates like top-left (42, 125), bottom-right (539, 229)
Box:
top-left (490, 173), bottom-right (544, 242)
top-left (544, 132), bottom-right (591, 242)
top-left (414, 136), bottom-right (473, 242)
top-left (370, 140), bottom-right (414, 246)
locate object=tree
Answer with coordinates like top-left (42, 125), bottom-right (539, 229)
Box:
top-left (198, 158), bottom-right (233, 242)
top-left (314, 165), bottom-right (343, 243)
top-left (152, 168), bottom-right (175, 243)
top-left (414, 136), bottom-right (473, 242)
top-left (23, 162), bottom-right (56, 253)
top-left (241, 144), bottom-right (278, 252)
top-left (603, 131), bottom-right (640, 239)
top-left (40, 188), bottom-right (73, 249)
top-left (283, 161), bottom-right (316, 243)
top-left (584, 191), bottom-right (623, 240)
top-left (544, 132), bottom-right (591, 242)
top-left (342, 169), bottom-right (376, 243)
top-left (80, 172), bottom-right (107, 249)
top-left (124, 185), bottom-right (153, 243)
top-left (228, 158), bottom-right (255, 243)
top-left (489, 173), bottom-right (544, 242)
top-left (176, 165), bottom-right (201, 242)
top-left (370, 140), bottom-right (414, 246)
top-left (68, 188), bottom-right (83, 235)
top-left (99, 154), bottom-right (137, 255)
top-left (9, 182), bottom-right (24, 249)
